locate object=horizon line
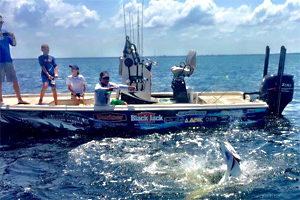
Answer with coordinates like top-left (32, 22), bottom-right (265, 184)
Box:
top-left (13, 52), bottom-right (300, 60)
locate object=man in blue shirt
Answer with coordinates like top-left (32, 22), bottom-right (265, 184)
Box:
top-left (0, 15), bottom-right (28, 104)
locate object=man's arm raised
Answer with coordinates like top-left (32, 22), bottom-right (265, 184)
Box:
top-left (8, 32), bottom-right (16, 46)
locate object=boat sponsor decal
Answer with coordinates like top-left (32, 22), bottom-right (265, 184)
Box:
top-left (94, 113), bottom-right (127, 122)
top-left (45, 113), bottom-right (89, 125)
top-left (92, 121), bottom-right (128, 128)
top-left (203, 116), bottom-right (218, 122)
top-left (221, 110), bottom-right (244, 117)
top-left (220, 116), bottom-right (230, 121)
top-left (131, 112), bottom-right (163, 123)
top-left (177, 110), bottom-right (207, 116)
top-left (164, 116), bottom-right (184, 123)
top-left (110, 122), bottom-right (128, 127)
top-left (247, 108), bottom-right (266, 113)
top-left (221, 110), bottom-right (229, 114)
top-left (184, 117), bottom-right (203, 123)
top-left (1, 113), bottom-right (33, 125)
top-left (246, 109), bottom-right (257, 113)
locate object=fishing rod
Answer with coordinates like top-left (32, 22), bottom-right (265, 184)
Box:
top-left (131, 12), bottom-right (135, 44)
top-left (129, 11), bottom-right (132, 39)
top-left (142, 0), bottom-right (144, 57)
top-left (137, 8), bottom-right (140, 52)
top-left (123, 3), bottom-right (127, 38)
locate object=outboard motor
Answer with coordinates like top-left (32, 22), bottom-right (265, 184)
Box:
top-left (119, 36), bottom-right (157, 104)
top-left (171, 50), bottom-right (196, 103)
top-left (259, 74), bottom-right (294, 116)
top-left (244, 46), bottom-right (294, 116)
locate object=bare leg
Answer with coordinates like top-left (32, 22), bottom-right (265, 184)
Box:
top-left (71, 95), bottom-right (79, 105)
top-left (51, 87), bottom-right (58, 105)
top-left (39, 82), bottom-right (48, 104)
top-left (13, 81), bottom-right (29, 104)
top-left (79, 96), bottom-right (84, 105)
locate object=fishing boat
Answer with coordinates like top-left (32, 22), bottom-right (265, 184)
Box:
top-left (0, 37), bottom-right (294, 132)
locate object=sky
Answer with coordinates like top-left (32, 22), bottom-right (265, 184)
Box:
top-left (0, 0), bottom-right (299, 58)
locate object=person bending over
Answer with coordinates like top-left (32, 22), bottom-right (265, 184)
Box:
top-left (67, 65), bottom-right (86, 105)
top-left (95, 71), bottom-right (135, 105)
top-left (38, 44), bottom-right (58, 105)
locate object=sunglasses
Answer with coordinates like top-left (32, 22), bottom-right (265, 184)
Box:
top-left (102, 77), bottom-right (110, 80)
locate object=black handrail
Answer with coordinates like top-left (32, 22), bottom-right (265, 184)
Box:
top-left (243, 92), bottom-right (260, 100)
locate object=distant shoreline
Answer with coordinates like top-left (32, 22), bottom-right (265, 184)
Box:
top-left (13, 52), bottom-right (300, 60)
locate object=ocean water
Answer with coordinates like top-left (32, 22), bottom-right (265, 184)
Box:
top-left (0, 54), bottom-right (299, 199)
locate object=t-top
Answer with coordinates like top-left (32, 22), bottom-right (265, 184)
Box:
top-left (38, 55), bottom-right (57, 77)
top-left (66, 74), bottom-right (87, 94)
top-left (0, 29), bottom-right (14, 63)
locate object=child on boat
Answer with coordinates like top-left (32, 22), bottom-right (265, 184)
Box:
top-left (38, 44), bottom-right (58, 105)
top-left (66, 65), bottom-right (86, 105)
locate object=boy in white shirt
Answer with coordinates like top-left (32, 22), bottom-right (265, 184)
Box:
top-left (66, 65), bottom-right (86, 104)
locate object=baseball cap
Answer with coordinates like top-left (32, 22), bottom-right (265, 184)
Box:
top-left (69, 65), bottom-right (79, 70)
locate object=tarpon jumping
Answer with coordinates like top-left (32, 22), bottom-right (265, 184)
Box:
top-left (219, 141), bottom-right (242, 184)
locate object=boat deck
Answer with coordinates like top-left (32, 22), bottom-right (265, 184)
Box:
top-left (1, 91), bottom-right (261, 106)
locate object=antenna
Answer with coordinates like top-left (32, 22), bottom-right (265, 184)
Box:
top-left (137, 8), bottom-right (140, 52)
top-left (131, 13), bottom-right (135, 44)
top-left (129, 11), bottom-right (132, 39)
top-left (123, 3), bottom-right (127, 38)
top-left (141, 0), bottom-right (144, 57)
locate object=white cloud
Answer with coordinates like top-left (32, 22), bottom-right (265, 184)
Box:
top-left (243, 0), bottom-right (300, 26)
top-left (0, 0), bottom-right (99, 28)
top-left (44, 0), bottom-right (99, 28)
top-left (0, 0), bottom-right (35, 27)
top-left (35, 31), bottom-right (49, 37)
top-left (111, 0), bottom-right (216, 29)
top-left (104, 0), bottom-right (142, 29)
top-left (111, 0), bottom-right (300, 32)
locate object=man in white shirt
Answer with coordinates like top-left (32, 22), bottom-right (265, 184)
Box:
top-left (66, 65), bottom-right (86, 104)
top-left (95, 71), bottom-right (135, 105)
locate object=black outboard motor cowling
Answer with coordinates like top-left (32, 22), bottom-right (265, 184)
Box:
top-left (171, 78), bottom-right (189, 103)
top-left (259, 74), bottom-right (294, 115)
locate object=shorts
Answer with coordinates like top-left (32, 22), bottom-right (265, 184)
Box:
top-left (72, 93), bottom-right (83, 97)
top-left (42, 74), bottom-right (56, 88)
top-left (0, 62), bottom-right (18, 82)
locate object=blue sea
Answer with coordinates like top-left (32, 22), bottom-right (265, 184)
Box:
top-left (0, 54), bottom-right (299, 199)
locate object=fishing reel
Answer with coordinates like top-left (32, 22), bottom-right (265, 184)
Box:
top-left (144, 58), bottom-right (157, 71)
